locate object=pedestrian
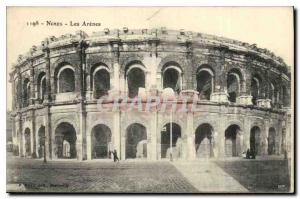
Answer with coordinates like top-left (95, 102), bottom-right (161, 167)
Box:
top-left (112, 149), bottom-right (119, 162)
top-left (246, 149), bottom-right (250, 159)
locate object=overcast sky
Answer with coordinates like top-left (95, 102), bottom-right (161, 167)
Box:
top-left (6, 7), bottom-right (294, 110)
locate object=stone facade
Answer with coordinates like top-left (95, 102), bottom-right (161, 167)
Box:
top-left (9, 28), bottom-right (291, 161)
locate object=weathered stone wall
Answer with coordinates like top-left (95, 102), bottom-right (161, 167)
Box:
top-left (9, 28), bottom-right (291, 161)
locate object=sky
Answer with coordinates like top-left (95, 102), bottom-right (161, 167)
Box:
top-left (6, 7), bottom-right (294, 110)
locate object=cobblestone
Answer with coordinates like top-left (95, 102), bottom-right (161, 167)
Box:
top-left (6, 156), bottom-right (198, 193)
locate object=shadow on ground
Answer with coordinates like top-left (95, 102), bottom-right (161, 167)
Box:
top-left (214, 159), bottom-right (290, 193)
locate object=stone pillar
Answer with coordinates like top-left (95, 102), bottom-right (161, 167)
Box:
top-left (185, 41), bottom-right (193, 90)
top-left (85, 73), bottom-right (93, 100)
top-left (120, 127), bottom-right (126, 161)
top-left (31, 110), bottom-right (37, 157)
top-left (156, 113), bottom-right (162, 160)
top-left (149, 39), bottom-right (159, 91)
top-left (76, 40), bottom-right (88, 161)
top-left (18, 115), bottom-right (23, 157)
top-left (29, 65), bottom-right (35, 105)
top-left (262, 121), bottom-right (269, 156)
top-left (11, 79), bottom-right (15, 110)
top-left (216, 110), bottom-right (226, 158)
top-left (86, 130), bottom-right (92, 160)
top-left (243, 114), bottom-right (251, 151)
top-left (42, 45), bottom-right (53, 160)
top-left (186, 111), bottom-right (195, 160)
top-left (237, 129), bottom-right (244, 155)
top-left (45, 108), bottom-right (52, 159)
top-left (211, 48), bottom-right (228, 103)
top-left (145, 70), bottom-right (151, 91)
top-left (22, 126), bottom-right (26, 157)
top-left (156, 72), bottom-right (162, 91)
top-left (237, 58), bottom-right (254, 105)
top-left (113, 111), bottom-right (121, 160)
top-left (149, 112), bottom-right (157, 160)
top-left (17, 70), bottom-right (23, 109)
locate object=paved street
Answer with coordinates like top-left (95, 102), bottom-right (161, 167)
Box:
top-left (6, 155), bottom-right (198, 193)
top-left (6, 154), bottom-right (290, 193)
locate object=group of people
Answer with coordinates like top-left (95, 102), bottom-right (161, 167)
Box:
top-left (246, 148), bottom-right (256, 159)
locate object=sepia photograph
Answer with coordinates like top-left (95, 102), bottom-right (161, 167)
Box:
top-left (6, 6), bottom-right (294, 193)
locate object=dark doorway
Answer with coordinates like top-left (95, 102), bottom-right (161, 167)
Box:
top-left (24, 128), bottom-right (31, 156)
top-left (195, 123), bottom-right (214, 158)
top-left (55, 122), bottom-right (77, 159)
top-left (161, 123), bottom-right (182, 159)
top-left (225, 125), bottom-right (241, 157)
top-left (250, 126), bottom-right (261, 155)
top-left (268, 127), bottom-right (276, 155)
top-left (126, 123), bottom-right (147, 159)
top-left (38, 126), bottom-right (45, 158)
top-left (91, 124), bottom-right (112, 159)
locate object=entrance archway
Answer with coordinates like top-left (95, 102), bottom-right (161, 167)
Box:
top-left (195, 123), bottom-right (214, 158)
top-left (91, 124), bottom-right (112, 159)
top-left (126, 123), bottom-right (147, 159)
top-left (268, 127), bottom-right (276, 155)
top-left (225, 125), bottom-right (241, 157)
top-left (161, 123), bottom-right (182, 159)
top-left (38, 126), bottom-right (45, 158)
top-left (24, 128), bottom-right (31, 156)
top-left (55, 122), bottom-right (77, 159)
top-left (250, 126), bottom-right (261, 155)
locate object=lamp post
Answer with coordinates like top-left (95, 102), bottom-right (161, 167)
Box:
top-left (162, 88), bottom-right (175, 162)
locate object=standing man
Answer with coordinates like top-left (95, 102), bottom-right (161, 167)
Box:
top-left (112, 149), bottom-right (119, 162)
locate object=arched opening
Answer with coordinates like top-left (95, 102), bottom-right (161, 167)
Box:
top-left (163, 66), bottom-right (182, 94)
top-left (23, 78), bottom-right (30, 107)
top-left (227, 73), bottom-right (240, 103)
top-left (38, 126), bottom-right (45, 158)
top-left (268, 127), bottom-right (276, 155)
top-left (57, 65), bottom-right (75, 93)
top-left (161, 123), bottom-right (182, 159)
top-left (197, 68), bottom-right (213, 100)
top-left (250, 126), bottom-right (261, 155)
top-left (282, 85), bottom-right (289, 107)
top-left (225, 125), bottom-right (241, 157)
top-left (195, 123), bottom-right (214, 158)
top-left (55, 122), bottom-right (77, 159)
top-left (126, 66), bottom-right (145, 98)
top-left (251, 76), bottom-right (260, 105)
top-left (92, 67), bottom-right (110, 99)
top-left (24, 128), bottom-right (31, 156)
top-left (91, 124), bottom-right (112, 159)
top-left (126, 123), bottom-right (147, 159)
top-left (37, 72), bottom-right (46, 102)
